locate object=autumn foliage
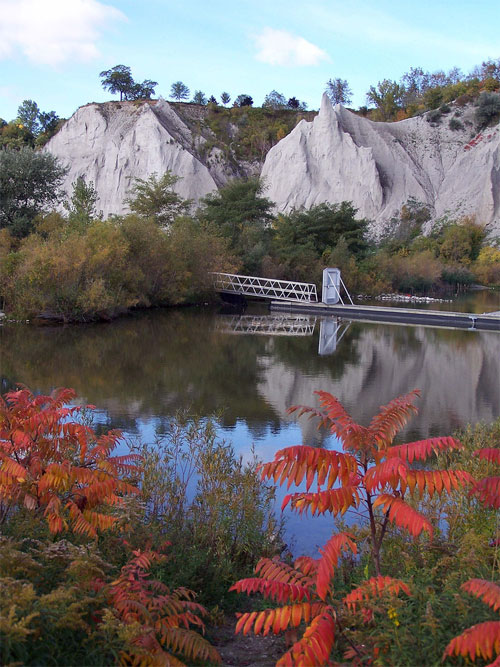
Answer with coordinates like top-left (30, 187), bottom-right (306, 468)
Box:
top-left (0, 386), bottom-right (141, 536)
top-left (105, 544), bottom-right (221, 665)
top-left (231, 390), bottom-right (476, 665)
top-left (0, 386), bottom-right (221, 665)
top-left (444, 444), bottom-right (500, 665)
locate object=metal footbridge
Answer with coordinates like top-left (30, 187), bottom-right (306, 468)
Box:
top-left (212, 269), bottom-right (500, 332)
top-left (212, 272), bottom-right (318, 302)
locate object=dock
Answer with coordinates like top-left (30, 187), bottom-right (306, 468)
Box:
top-left (270, 301), bottom-right (500, 332)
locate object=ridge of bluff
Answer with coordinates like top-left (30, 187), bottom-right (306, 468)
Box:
top-left (262, 94), bottom-right (500, 235)
top-left (46, 95), bottom-right (500, 235)
top-left (45, 99), bottom-right (225, 218)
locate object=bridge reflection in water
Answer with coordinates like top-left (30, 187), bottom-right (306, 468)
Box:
top-left (215, 314), bottom-right (351, 355)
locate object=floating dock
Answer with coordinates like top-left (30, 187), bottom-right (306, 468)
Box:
top-left (270, 301), bottom-right (500, 332)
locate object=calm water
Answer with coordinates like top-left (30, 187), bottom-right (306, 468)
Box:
top-left (1, 291), bottom-right (499, 553)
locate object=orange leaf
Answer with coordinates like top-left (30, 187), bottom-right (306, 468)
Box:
top-left (372, 494), bottom-right (433, 537)
top-left (444, 621), bottom-right (500, 661)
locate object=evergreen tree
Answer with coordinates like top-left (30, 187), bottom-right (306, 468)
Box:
top-left (170, 81), bottom-right (190, 101)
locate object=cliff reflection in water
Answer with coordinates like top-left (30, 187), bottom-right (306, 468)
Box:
top-left (0, 307), bottom-right (499, 443)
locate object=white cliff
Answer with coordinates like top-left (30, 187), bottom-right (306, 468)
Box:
top-left (46, 95), bottom-right (500, 235)
top-left (261, 94), bottom-right (500, 236)
top-left (45, 99), bottom-right (218, 218)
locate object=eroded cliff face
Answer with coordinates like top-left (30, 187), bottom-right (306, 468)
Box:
top-left (45, 99), bottom-right (221, 218)
top-left (46, 95), bottom-right (500, 234)
top-left (261, 94), bottom-right (500, 236)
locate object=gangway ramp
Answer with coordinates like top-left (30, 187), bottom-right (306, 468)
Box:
top-left (212, 272), bottom-right (318, 303)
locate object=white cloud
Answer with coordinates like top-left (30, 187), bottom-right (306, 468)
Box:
top-left (0, 0), bottom-right (126, 66)
top-left (254, 28), bottom-right (329, 66)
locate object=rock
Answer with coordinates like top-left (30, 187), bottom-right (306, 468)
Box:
top-left (45, 96), bottom-right (500, 236)
top-left (45, 99), bottom-right (218, 218)
top-left (261, 94), bottom-right (500, 236)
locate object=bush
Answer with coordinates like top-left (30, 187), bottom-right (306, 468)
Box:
top-left (441, 265), bottom-right (475, 286)
top-left (475, 91), bottom-right (500, 127)
top-left (0, 214), bottom-right (234, 320)
top-left (426, 109), bottom-right (442, 124)
top-left (438, 218), bottom-right (485, 265)
top-left (137, 415), bottom-right (283, 608)
top-left (378, 249), bottom-right (443, 292)
top-left (472, 246), bottom-right (500, 285)
top-left (449, 117), bottom-right (463, 131)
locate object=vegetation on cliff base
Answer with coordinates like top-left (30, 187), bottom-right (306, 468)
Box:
top-left (0, 166), bottom-right (498, 322)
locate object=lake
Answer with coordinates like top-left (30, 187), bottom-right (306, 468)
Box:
top-left (1, 290), bottom-right (499, 553)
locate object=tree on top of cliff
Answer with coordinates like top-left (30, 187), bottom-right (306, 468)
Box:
top-left (100, 65), bottom-right (157, 101)
top-left (170, 81), bottom-right (190, 102)
top-left (100, 65), bottom-right (134, 101)
top-left (325, 78), bottom-right (353, 106)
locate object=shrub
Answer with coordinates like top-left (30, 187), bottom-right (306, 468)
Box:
top-left (441, 265), bottom-right (475, 286)
top-left (231, 390), bottom-right (475, 665)
top-left (137, 415), bottom-right (283, 608)
top-left (472, 246), bottom-right (500, 285)
top-left (438, 218), bottom-right (485, 265)
top-left (449, 117), bottom-right (463, 131)
top-left (475, 91), bottom-right (500, 127)
top-left (426, 109), bottom-right (442, 124)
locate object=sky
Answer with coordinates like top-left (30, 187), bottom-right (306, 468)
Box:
top-left (0, 0), bottom-right (499, 122)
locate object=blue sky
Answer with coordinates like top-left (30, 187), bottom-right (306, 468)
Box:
top-left (1, 0), bottom-right (499, 122)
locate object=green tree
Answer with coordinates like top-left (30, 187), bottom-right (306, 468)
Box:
top-left (170, 81), bottom-right (190, 101)
top-left (234, 94), bottom-right (253, 107)
top-left (99, 65), bottom-right (134, 101)
top-left (325, 78), bottom-right (353, 105)
top-left (126, 172), bottom-right (191, 226)
top-left (262, 90), bottom-right (287, 109)
top-left (192, 90), bottom-right (207, 105)
top-left (17, 99), bottom-right (40, 135)
top-left (63, 177), bottom-right (100, 229)
top-left (287, 97), bottom-right (307, 110)
top-left (366, 79), bottom-right (405, 120)
top-left (198, 178), bottom-right (274, 271)
top-left (273, 202), bottom-right (368, 259)
top-left (0, 148), bottom-right (67, 237)
top-left (38, 110), bottom-right (59, 134)
top-left (220, 92), bottom-right (231, 106)
top-left (130, 78), bottom-right (158, 100)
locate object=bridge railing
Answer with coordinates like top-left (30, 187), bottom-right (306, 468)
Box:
top-left (212, 272), bottom-right (318, 303)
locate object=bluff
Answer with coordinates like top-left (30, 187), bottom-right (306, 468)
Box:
top-left (45, 95), bottom-right (500, 235)
top-left (262, 94), bottom-right (500, 236)
top-left (45, 99), bottom-right (232, 218)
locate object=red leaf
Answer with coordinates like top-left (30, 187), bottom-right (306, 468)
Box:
top-left (444, 621), bottom-right (500, 661)
top-left (462, 579), bottom-right (500, 613)
top-left (372, 494), bottom-right (433, 537)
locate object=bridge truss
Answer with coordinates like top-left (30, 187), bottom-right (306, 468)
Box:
top-left (212, 272), bottom-right (318, 302)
